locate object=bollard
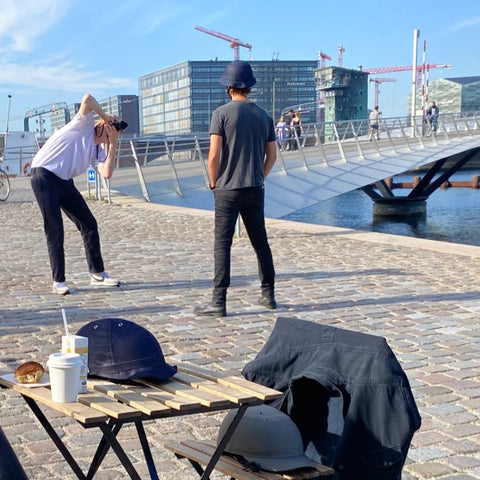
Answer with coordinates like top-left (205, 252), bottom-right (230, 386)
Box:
top-left (472, 175), bottom-right (479, 189)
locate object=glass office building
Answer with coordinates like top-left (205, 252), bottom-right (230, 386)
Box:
top-left (413, 76), bottom-right (480, 115)
top-left (428, 77), bottom-right (480, 114)
top-left (139, 60), bottom-right (318, 135)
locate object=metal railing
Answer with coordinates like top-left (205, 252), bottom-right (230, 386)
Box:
top-left (108, 112), bottom-right (479, 203)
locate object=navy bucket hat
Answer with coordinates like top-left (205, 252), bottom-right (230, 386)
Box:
top-left (219, 60), bottom-right (256, 88)
top-left (77, 318), bottom-right (177, 381)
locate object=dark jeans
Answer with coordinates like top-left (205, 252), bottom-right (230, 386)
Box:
top-left (212, 187), bottom-right (275, 303)
top-left (31, 167), bottom-right (104, 282)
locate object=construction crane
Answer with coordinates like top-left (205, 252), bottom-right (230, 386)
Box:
top-left (195, 25), bottom-right (252, 60)
top-left (338, 45), bottom-right (345, 67)
top-left (363, 63), bottom-right (451, 75)
top-left (369, 78), bottom-right (396, 107)
top-left (317, 51), bottom-right (332, 69)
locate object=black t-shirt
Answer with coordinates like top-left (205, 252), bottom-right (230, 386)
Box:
top-left (210, 100), bottom-right (275, 190)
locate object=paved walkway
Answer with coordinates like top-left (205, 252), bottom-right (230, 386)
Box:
top-left (1, 178), bottom-right (480, 480)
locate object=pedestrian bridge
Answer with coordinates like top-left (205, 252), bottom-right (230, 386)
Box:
top-left (110, 113), bottom-right (480, 218)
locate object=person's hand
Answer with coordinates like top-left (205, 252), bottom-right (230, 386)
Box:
top-left (104, 123), bottom-right (120, 144)
top-left (103, 113), bottom-right (119, 124)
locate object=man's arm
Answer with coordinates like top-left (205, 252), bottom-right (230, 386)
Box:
top-left (263, 141), bottom-right (277, 178)
top-left (207, 134), bottom-right (222, 189)
top-left (78, 93), bottom-right (119, 179)
top-left (97, 124), bottom-right (119, 179)
top-left (78, 93), bottom-right (118, 123)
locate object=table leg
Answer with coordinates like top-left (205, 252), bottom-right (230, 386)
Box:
top-left (200, 403), bottom-right (248, 480)
top-left (98, 422), bottom-right (143, 480)
top-left (135, 421), bottom-right (160, 480)
top-left (86, 420), bottom-right (122, 479)
top-left (22, 395), bottom-right (87, 480)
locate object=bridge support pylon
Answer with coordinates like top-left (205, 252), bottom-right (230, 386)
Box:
top-left (372, 197), bottom-right (427, 217)
top-left (362, 147), bottom-right (480, 218)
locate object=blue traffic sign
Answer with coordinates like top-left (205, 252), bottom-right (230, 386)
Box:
top-left (87, 167), bottom-right (96, 182)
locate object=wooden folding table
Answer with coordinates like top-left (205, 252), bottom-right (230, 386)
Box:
top-left (0, 364), bottom-right (282, 480)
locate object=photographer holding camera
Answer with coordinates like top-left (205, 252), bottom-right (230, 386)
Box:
top-left (31, 93), bottom-right (127, 295)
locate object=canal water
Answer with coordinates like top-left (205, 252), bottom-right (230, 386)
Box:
top-left (282, 169), bottom-right (480, 247)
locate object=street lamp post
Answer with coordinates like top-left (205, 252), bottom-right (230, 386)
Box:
top-left (6, 94), bottom-right (12, 133)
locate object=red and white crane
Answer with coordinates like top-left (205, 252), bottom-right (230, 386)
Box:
top-left (369, 78), bottom-right (396, 107)
top-left (317, 51), bottom-right (332, 69)
top-left (362, 63), bottom-right (451, 75)
top-left (338, 45), bottom-right (345, 67)
top-left (195, 25), bottom-right (252, 60)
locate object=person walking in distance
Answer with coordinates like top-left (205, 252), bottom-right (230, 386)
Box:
top-left (426, 100), bottom-right (440, 134)
top-left (369, 106), bottom-right (380, 141)
top-left (31, 93), bottom-right (125, 295)
top-left (194, 60), bottom-right (277, 317)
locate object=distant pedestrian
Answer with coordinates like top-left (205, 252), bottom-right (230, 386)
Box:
top-left (275, 116), bottom-right (288, 150)
top-left (283, 109), bottom-right (294, 150)
top-left (426, 101), bottom-right (439, 134)
top-left (194, 60), bottom-right (277, 317)
top-left (369, 106), bottom-right (380, 141)
top-left (31, 93), bottom-right (125, 295)
top-left (290, 111), bottom-right (302, 150)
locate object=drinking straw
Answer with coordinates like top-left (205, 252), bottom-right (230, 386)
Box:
top-left (62, 309), bottom-right (70, 337)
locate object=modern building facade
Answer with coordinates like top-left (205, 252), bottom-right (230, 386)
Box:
top-left (314, 66), bottom-right (369, 123)
top-left (421, 76), bottom-right (480, 114)
top-left (411, 76), bottom-right (480, 115)
top-left (139, 60), bottom-right (318, 135)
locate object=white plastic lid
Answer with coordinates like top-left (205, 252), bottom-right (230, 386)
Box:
top-left (47, 352), bottom-right (83, 368)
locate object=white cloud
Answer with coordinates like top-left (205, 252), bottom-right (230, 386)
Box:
top-left (0, 0), bottom-right (73, 52)
top-left (0, 61), bottom-right (136, 92)
top-left (447, 16), bottom-right (480, 33)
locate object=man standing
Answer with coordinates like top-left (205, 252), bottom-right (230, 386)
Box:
top-left (194, 61), bottom-right (277, 317)
top-left (31, 93), bottom-right (123, 295)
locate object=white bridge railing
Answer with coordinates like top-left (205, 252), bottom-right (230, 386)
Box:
top-left (110, 112), bottom-right (480, 203)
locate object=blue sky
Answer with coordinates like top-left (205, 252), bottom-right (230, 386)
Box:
top-left (0, 0), bottom-right (479, 131)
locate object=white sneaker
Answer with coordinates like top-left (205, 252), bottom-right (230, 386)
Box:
top-left (90, 271), bottom-right (120, 286)
top-left (53, 282), bottom-right (70, 295)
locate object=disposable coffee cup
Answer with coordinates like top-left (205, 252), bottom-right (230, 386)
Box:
top-left (47, 353), bottom-right (82, 403)
top-left (62, 335), bottom-right (88, 393)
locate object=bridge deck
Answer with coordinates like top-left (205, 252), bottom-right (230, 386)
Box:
top-left (105, 114), bottom-right (480, 218)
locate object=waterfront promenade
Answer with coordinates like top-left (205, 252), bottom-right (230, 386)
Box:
top-left (1, 177), bottom-right (480, 479)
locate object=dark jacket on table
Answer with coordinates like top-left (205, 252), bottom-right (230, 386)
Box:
top-left (242, 317), bottom-right (421, 480)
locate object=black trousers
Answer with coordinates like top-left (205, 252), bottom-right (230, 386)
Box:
top-left (212, 187), bottom-right (275, 302)
top-left (31, 167), bottom-right (104, 282)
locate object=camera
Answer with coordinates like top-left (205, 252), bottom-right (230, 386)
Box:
top-left (111, 120), bottom-right (128, 131)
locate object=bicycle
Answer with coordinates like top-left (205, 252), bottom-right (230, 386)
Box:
top-left (0, 161), bottom-right (11, 201)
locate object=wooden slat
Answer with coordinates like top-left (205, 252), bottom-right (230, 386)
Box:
top-left (87, 379), bottom-right (171, 416)
top-left (78, 391), bottom-right (142, 420)
top-left (128, 384), bottom-right (203, 411)
top-left (172, 371), bottom-right (258, 404)
top-left (136, 378), bottom-right (231, 408)
top-left (0, 376), bottom-right (108, 425)
top-left (178, 365), bottom-right (282, 401)
top-left (165, 440), bottom-right (274, 480)
top-left (216, 376), bottom-right (283, 402)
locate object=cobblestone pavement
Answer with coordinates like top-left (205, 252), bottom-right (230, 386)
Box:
top-left (1, 178), bottom-right (480, 479)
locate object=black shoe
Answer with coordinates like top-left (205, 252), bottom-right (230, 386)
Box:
top-left (194, 302), bottom-right (226, 317)
top-left (259, 296), bottom-right (277, 310)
